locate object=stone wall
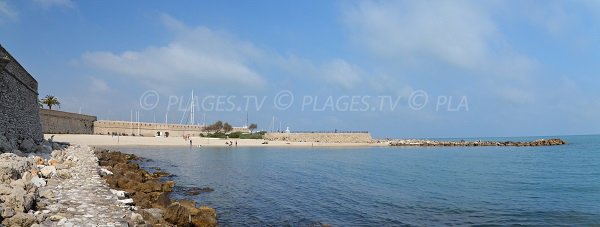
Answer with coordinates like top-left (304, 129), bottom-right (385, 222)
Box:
top-left (40, 109), bottom-right (97, 134)
top-left (264, 132), bottom-right (373, 143)
top-left (0, 44), bottom-right (43, 151)
top-left (94, 120), bottom-right (249, 137)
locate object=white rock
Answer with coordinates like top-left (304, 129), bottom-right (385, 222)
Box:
top-left (30, 176), bottom-right (46, 187)
top-left (117, 198), bottom-right (134, 205)
top-left (40, 166), bottom-right (56, 178)
top-left (110, 189), bottom-right (129, 199)
top-left (49, 214), bottom-right (65, 221)
top-left (99, 168), bottom-right (113, 176)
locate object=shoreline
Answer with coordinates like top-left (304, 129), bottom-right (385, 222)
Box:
top-left (47, 134), bottom-right (387, 147)
top-left (95, 148), bottom-right (218, 226)
top-left (46, 134), bottom-right (567, 148)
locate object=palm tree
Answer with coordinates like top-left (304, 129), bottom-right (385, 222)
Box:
top-left (41, 95), bottom-right (60, 110)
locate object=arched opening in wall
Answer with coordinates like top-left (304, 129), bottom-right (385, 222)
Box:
top-left (165, 132), bottom-right (170, 138)
top-left (156, 131), bottom-right (161, 137)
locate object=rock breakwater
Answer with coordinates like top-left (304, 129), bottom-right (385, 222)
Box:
top-left (95, 149), bottom-right (218, 226)
top-left (389, 138), bottom-right (566, 147)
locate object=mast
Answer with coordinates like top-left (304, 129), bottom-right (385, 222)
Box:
top-left (190, 90), bottom-right (195, 125)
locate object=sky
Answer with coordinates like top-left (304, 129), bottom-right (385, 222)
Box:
top-left (1, 0), bottom-right (599, 138)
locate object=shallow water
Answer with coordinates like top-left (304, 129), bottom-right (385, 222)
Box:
top-left (109, 135), bottom-right (600, 226)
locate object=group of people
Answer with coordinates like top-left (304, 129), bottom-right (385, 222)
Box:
top-left (225, 141), bottom-right (237, 147)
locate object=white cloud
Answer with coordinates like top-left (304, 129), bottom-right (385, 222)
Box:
top-left (343, 1), bottom-right (495, 70)
top-left (0, 1), bottom-right (17, 22)
top-left (82, 15), bottom-right (265, 91)
top-left (322, 59), bottom-right (362, 89)
top-left (33, 0), bottom-right (75, 9)
top-left (89, 77), bottom-right (110, 93)
top-left (342, 1), bottom-right (538, 104)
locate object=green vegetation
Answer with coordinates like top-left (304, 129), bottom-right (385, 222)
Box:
top-left (202, 131), bottom-right (265, 139)
top-left (41, 95), bottom-right (60, 110)
top-left (201, 121), bottom-right (263, 139)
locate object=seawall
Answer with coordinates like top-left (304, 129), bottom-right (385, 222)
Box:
top-left (40, 109), bottom-right (97, 134)
top-left (264, 132), bottom-right (373, 143)
top-left (0, 44), bottom-right (43, 150)
top-left (94, 120), bottom-right (249, 137)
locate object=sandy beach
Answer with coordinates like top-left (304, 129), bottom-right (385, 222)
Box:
top-left (46, 134), bottom-right (387, 147)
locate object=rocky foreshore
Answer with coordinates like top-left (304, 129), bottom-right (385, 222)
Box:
top-left (389, 138), bottom-right (566, 147)
top-left (95, 149), bottom-right (218, 226)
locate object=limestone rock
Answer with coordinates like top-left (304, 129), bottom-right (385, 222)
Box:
top-left (40, 166), bottom-right (56, 178)
top-left (110, 189), bottom-right (128, 199)
top-left (1, 212), bottom-right (37, 227)
top-left (1, 206), bottom-right (15, 218)
top-left (49, 214), bottom-right (65, 221)
top-left (99, 168), bottom-right (113, 176)
top-left (30, 176), bottom-right (46, 187)
top-left (129, 213), bottom-right (144, 225)
top-left (56, 169), bottom-right (71, 179)
top-left (0, 153), bottom-right (34, 183)
top-left (140, 208), bottom-right (163, 224)
top-left (118, 198), bottom-right (135, 205)
top-left (164, 201), bottom-right (217, 227)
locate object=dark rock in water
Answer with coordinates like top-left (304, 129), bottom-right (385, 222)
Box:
top-left (152, 171), bottom-right (171, 178)
top-left (389, 138), bottom-right (567, 147)
top-left (182, 186), bottom-right (214, 196)
top-left (95, 149), bottom-right (217, 226)
top-left (164, 200), bottom-right (217, 227)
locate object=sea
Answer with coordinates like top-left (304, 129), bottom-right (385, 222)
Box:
top-left (107, 135), bottom-right (600, 226)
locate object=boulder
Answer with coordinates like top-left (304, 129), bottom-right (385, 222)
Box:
top-left (1, 206), bottom-right (15, 219)
top-left (1, 212), bottom-right (37, 226)
top-left (18, 139), bottom-right (35, 153)
top-left (99, 168), bottom-right (113, 177)
top-left (140, 208), bottom-right (163, 224)
top-left (30, 176), bottom-right (46, 188)
top-left (129, 213), bottom-right (144, 225)
top-left (34, 145), bottom-right (52, 154)
top-left (56, 169), bottom-right (71, 179)
top-left (0, 153), bottom-right (34, 183)
top-left (164, 201), bottom-right (217, 227)
top-left (40, 166), bottom-right (56, 178)
top-left (0, 186), bottom-right (36, 213)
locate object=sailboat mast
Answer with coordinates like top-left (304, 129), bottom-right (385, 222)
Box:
top-left (190, 90), bottom-right (195, 125)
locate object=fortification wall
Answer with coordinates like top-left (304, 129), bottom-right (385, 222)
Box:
top-left (264, 132), bottom-right (373, 143)
top-left (94, 120), bottom-right (249, 137)
top-left (40, 109), bottom-right (97, 134)
top-left (0, 45), bottom-right (43, 150)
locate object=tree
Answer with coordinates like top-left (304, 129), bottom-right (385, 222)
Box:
top-left (248, 123), bottom-right (257, 134)
top-left (206, 121), bottom-right (223, 133)
top-left (41, 95), bottom-right (60, 110)
top-left (223, 122), bottom-right (233, 133)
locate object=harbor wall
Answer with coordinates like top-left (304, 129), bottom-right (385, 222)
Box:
top-left (93, 120), bottom-right (249, 137)
top-left (0, 44), bottom-right (43, 150)
top-left (263, 132), bottom-right (373, 143)
top-left (39, 109), bottom-right (97, 134)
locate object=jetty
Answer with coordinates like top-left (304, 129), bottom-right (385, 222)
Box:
top-left (389, 138), bottom-right (566, 147)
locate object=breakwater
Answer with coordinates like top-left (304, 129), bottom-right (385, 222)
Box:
top-left (264, 132), bottom-right (373, 143)
top-left (389, 138), bottom-right (566, 147)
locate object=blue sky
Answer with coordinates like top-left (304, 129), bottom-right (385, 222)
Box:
top-left (1, 0), bottom-right (599, 138)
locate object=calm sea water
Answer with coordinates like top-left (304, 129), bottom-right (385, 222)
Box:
top-left (109, 135), bottom-right (600, 226)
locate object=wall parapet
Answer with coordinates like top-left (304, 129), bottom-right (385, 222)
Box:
top-left (39, 109), bottom-right (97, 134)
top-left (264, 132), bottom-right (373, 143)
